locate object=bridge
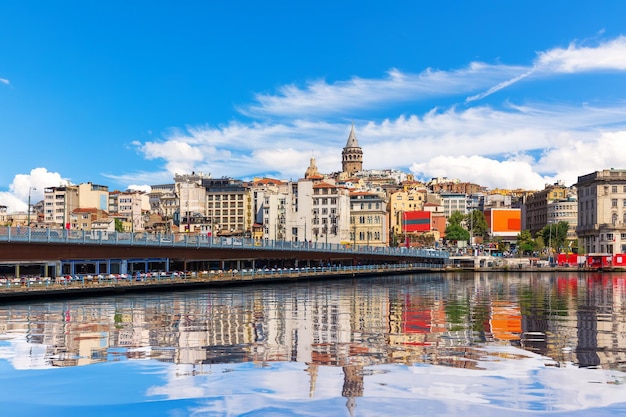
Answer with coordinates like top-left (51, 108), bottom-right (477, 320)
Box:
top-left (0, 227), bottom-right (449, 279)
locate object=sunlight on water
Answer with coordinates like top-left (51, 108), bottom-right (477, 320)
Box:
top-left (1, 272), bottom-right (626, 416)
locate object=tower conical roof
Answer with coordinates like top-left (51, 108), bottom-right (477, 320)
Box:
top-left (345, 124), bottom-right (359, 148)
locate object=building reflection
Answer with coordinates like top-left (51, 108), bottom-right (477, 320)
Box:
top-left (2, 272), bottom-right (626, 409)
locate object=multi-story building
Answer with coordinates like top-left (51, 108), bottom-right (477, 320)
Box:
top-left (116, 190), bottom-right (148, 232)
top-left (576, 169), bottom-right (626, 255)
top-left (174, 173), bottom-right (207, 233)
top-left (76, 182), bottom-right (109, 211)
top-left (249, 178), bottom-right (289, 241)
top-left (440, 192), bottom-right (468, 218)
top-left (44, 186), bottom-right (78, 229)
top-left (311, 181), bottom-right (350, 245)
top-left (350, 191), bottom-right (387, 247)
top-left (522, 182), bottom-right (567, 236)
top-left (388, 188), bottom-right (428, 244)
top-left (203, 176), bottom-right (249, 237)
top-left (547, 195), bottom-right (578, 245)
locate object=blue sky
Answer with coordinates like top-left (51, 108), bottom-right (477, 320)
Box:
top-left (2, 1), bottom-right (626, 212)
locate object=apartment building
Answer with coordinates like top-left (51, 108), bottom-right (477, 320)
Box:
top-left (203, 176), bottom-right (249, 237)
top-left (44, 186), bottom-right (77, 229)
top-left (440, 192), bottom-right (468, 218)
top-left (350, 191), bottom-right (387, 247)
top-left (311, 181), bottom-right (350, 245)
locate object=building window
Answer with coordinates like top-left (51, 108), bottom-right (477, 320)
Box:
top-left (612, 199), bottom-right (618, 207)
top-left (613, 186), bottom-right (618, 193)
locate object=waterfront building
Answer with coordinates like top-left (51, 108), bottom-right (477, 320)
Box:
top-left (576, 169), bottom-right (626, 255)
top-left (0, 205), bottom-right (7, 225)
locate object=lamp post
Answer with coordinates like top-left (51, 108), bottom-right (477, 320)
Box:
top-left (27, 187), bottom-right (36, 227)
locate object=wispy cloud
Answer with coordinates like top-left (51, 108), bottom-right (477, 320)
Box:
top-left (241, 64), bottom-right (526, 118)
top-left (0, 78), bottom-right (9, 86)
top-left (467, 37), bottom-right (626, 102)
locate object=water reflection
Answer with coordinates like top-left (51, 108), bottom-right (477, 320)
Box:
top-left (1, 272), bottom-right (626, 416)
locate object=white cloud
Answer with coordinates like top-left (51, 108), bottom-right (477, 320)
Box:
top-left (127, 184), bottom-right (152, 193)
top-left (411, 155), bottom-right (555, 190)
top-left (536, 36), bottom-right (626, 73)
top-left (0, 78), bottom-right (9, 85)
top-left (0, 168), bottom-right (68, 213)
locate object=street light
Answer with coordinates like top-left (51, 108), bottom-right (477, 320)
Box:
top-left (27, 187), bottom-right (36, 227)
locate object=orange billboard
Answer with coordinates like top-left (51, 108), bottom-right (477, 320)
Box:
top-left (485, 208), bottom-right (521, 237)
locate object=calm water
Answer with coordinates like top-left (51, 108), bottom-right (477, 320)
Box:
top-left (1, 272), bottom-right (626, 417)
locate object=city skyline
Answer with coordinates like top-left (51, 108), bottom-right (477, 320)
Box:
top-left (2, 2), bottom-right (626, 213)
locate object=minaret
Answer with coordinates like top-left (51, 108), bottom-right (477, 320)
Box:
top-left (341, 124), bottom-right (363, 176)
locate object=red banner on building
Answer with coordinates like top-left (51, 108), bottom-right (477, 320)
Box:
top-left (403, 211), bottom-right (431, 233)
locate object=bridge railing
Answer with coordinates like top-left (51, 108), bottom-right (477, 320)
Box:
top-left (0, 226), bottom-right (449, 259)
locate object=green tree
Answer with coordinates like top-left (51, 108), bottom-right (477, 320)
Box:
top-left (539, 221), bottom-right (569, 253)
top-left (448, 210), bottom-right (465, 227)
top-left (445, 224), bottom-right (470, 242)
top-left (517, 230), bottom-right (536, 255)
top-left (466, 210), bottom-right (488, 239)
top-left (115, 218), bottom-right (124, 232)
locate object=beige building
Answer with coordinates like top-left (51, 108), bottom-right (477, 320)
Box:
top-left (576, 169), bottom-right (626, 255)
top-left (350, 191), bottom-right (387, 247)
top-left (388, 188), bottom-right (428, 243)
